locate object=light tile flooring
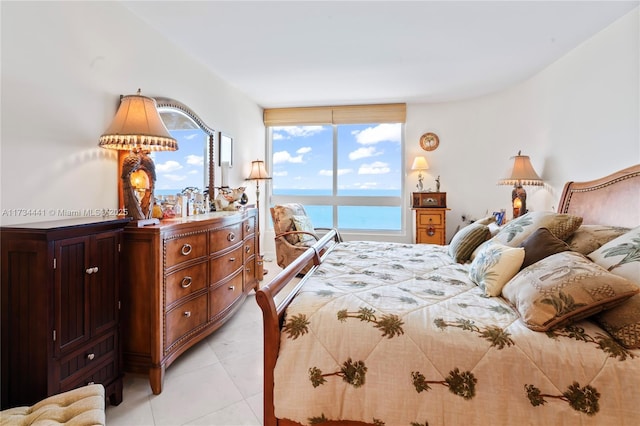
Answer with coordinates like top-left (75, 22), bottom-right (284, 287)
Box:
top-left (106, 264), bottom-right (285, 426)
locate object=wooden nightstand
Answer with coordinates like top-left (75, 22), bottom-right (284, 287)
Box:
top-left (413, 208), bottom-right (448, 245)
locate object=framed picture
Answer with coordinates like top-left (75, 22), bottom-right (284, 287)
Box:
top-left (219, 132), bottom-right (233, 167)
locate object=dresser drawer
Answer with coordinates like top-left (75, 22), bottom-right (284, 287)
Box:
top-left (242, 217), bottom-right (255, 238)
top-left (165, 262), bottom-right (208, 308)
top-left (165, 232), bottom-right (207, 268)
top-left (210, 246), bottom-right (243, 284)
top-left (210, 223), bottom-right (242, 253)
top-left (210, 272), bottom-right (243, 320)
top-left (417, 211), bottom-right (444, 227)
top-left (58, 331), bottom-right (117, 385)
top-left (243, 238), bottom-right (255, 260)
top-left (417, 228), bottom-right (445, 245)
top-left (59, 354), bottom-right (118, 393)
top-left (165, 295), bottom-right (208, 350)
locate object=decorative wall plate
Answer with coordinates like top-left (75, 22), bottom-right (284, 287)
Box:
top-left (419, 132), bottom-right (439, 151)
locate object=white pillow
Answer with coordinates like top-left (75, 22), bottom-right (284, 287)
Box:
top-left (291, 214), bottom-right (317, 244)
top-left (588, 225), bottom-right (640, 285)
top-left (469, 242), bottom-right (525, 297)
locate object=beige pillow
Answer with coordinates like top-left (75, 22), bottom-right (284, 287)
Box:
top-left (588, 226), bottom-right (640, 285)
top-left (595, 294), bottom-right (640, 349)
top-left (518, 227), bottom-right (570, 270)
top-left (492, 211), bottom-right (583, 247)
top-left (469, 243), bottom-right (525, 297)
top-left (448, 223), bottom-right (491, 263)
top-left (292, 214), bottom-right (317, 244)
top-left (502, 251), bottom-right (639, 332)
top-left (566, 225), bottom-right (630, 255)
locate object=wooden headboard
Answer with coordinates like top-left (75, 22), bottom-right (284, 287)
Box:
top-left (557, 164), bottom-right (640, 228)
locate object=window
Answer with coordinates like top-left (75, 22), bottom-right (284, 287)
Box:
top-left (269, 119), bottom-right (404, 233)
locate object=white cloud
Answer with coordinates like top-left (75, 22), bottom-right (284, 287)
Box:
top-left (358, 161), bottom-right (390, 175)
top-left (273, 150), bottom-right (304, 164)
top-left (319, 168), bottom-right (352, 176)
top-left (349, 146), bottom-right (380, 160)
top-left (272, 125), bottom-right (327, 139)
top-left (272, 171), bottom-right (288, 177)
top-left (297, 146), bottom-right (312, 154)
top-left (155, 160), bottom-right (183, 173)
top-left (353, 123), bottom-right (402, 145)
top-left (185, 155), bottom-right (204, 166)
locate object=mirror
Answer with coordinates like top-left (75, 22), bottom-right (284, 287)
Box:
top-left (154, 97), bottom-right (216, 201)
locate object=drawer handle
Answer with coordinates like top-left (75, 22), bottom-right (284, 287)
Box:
top-left (183, 311), bottom-right (191, 318)
top-left (427, 227), bottom-right (436, 236)
top-left (245, 224), bottom-right (251, 232)
top-left (87, 353), bottom-right (95, 361)
top-left (181, 276), bottom-right (192, 288)
top-left (181, 244), bottom-right (192, 256)
top-left (87, 381), bottom-right (95, 385)
top-left (85, 266), bottom-right (98, 274)
top-left (227, 232), bottom-right (236, 242)
top-left (228, 285), bottom-right (235, 291)
top-left (245, 246), bottom-right (251, 253)
top-left (229, 257), bottom-right (236, 262)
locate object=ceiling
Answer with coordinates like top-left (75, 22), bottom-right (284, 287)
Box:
top-left (123, 1), bottom-right (638, 108)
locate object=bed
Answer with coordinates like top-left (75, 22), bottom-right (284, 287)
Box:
top-left (256, 164), bottom-right (640, 426)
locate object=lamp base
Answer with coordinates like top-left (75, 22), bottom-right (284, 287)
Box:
top-left (121, 150), bottom-right (156, 221)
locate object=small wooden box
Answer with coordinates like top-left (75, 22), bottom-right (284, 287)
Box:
top-left (412, 192), bottom-right (446, 208)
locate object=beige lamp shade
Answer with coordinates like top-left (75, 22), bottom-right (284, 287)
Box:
top-left (248, 160), bottom-right (271, 180)
top-left (498, 151), bottom-right (543, 186)
top-left (99, 89), bottom-right (178, 152)
top-left (411, 156), bottom-right (429, 171)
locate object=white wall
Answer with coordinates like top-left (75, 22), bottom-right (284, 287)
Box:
top-left (406, 8), bottom-right (639, 242)
top-left (0, 1), bottom-right (265, 227)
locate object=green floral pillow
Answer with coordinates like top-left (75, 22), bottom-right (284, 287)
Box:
top-left (469, 243), bottom-right (524, 297)
top-left (292, 214), bottom-right (317, 244)
top-left (565, 225), bottom-right (630, 255)
top-left (492, 211), bottom-right (583, 247)
top-left (502, 251), bottom-right (639, 332)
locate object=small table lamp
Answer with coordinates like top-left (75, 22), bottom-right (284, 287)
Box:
top-left (498, 151), bottom-right (543, 218)
top-left (411, 156), bottom-right (429, 192)
top-left (247, 160), bottom-right (272, 210)
top-left (99, 89), bottom-right (178, 223)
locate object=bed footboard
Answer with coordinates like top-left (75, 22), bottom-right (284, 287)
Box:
top-left (256, 229), bottom-right (340, 426)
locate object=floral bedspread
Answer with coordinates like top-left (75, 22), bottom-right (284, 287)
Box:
top-left (274, 241), bottom-right (640, 426)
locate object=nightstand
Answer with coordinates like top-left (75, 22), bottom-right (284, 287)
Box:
top-left (412, 192), bottom-right (448, 245)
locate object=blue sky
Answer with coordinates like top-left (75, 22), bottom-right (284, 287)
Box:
top-left (272, 123), bottom-right (402, 191)
top-left (152, 129), bottom-right (208, 194)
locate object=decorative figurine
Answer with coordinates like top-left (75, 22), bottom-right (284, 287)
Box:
top-left (435, 175), bottom-right (441, 192)
top-left (215, 186), bottom-right (246, 211)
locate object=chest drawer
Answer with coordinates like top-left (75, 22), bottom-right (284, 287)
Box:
top-left (417, 211), bottom-right (444, 227)
top-left (210, 246), bottom-right (243, 284)
top-left (210, 223), bottom-right (242, 253)
top-left (165, 232), bottom-right (207, 268)
top-left (165, 262), bottom-right (208, 308)
top-left (243, 239), bottom-right (255, 260)
top-left (210, 272), bottom-right (243, 320)
top-left (58, 331), bottom-right (117, 385)
top-left (165, 295), bottom-right (208, 351)
top-left (242, 218), bottom-right (255, 238)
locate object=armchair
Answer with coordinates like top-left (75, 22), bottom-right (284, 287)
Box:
top-left (270, 203), bottom-right (342, 275)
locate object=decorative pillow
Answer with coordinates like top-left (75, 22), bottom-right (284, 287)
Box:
top-left (469, 243), bottom-right (525, 297)
top-left (492, 211), bottom-right (583, 247)
top-left (501, 251), bottom-right (639, 332)
top-left (566, 225), bottom-right (630, 255)
top-left (595, 294), bottom-right (640, 349)
top-left (291, 214), bottom-right (317, 244)
top-left (272, 203), bottom-right (308, 245)
top-left (588, 226), bottom-right (640, 285)
top-left (518, 227), bottom-right (570, 270)
top-left (474, 216), bottom-right (496, 226)
top-left (448, 223), bottom-right (491, 263)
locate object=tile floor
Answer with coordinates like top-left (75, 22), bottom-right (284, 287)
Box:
top-left (106, 263), bottom-right (285, 426)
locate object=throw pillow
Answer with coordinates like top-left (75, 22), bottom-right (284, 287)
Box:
top-left (492, 211), bottom-right (583, 247)
top-left (565, 225), bottom-right (630, 255)
top-left (588, 226), bottom-right (640, 285)
top-left (469, 243), bottom-right (525, 297)
top-left (448, 223), bottom-right (491, 263)
top-left (518, 227), bottom-right (570, 270)
top-left (291, 214), bottom-right (317, 244)
top-left (272, 203), bottom-right (309, 245)
top-left (595, 294), bottom-right (640, 349)
top-left (501, 251), bottom-right (639, 332)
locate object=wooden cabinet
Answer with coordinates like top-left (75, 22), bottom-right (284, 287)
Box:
top-left (1, 218), bottom-right (128, 409)
top-left (414, 208), bottom-right (448, 245)
top-left (121, 209), bottom-right (259, 394)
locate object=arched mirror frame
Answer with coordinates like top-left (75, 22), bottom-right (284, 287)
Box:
top-left (116, 97), bottom-right (217, 214)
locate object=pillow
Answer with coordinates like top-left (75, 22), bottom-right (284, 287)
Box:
top-left (474, 216), bottom-right (496, 226)
top-left (469, 243), bottom-right (525, 297)
top-left (448, 223), bottom-right (491, 263)
top-left (291, 214), bottom-right (317, 244)
top-left (565, 225), bottom-right (630, 255)
top-left (272, 203), bottom-right (309, 245)
top-left (492, 211), bottom-right (583, 247)
top-left (595, 294), bottom-right (640, 349)
top-left (588, 226), bottom-right (640, 285)
top-left (518, 227), bottom-right (570, 270)
top-left (501, 251), bottom-right (639, 332)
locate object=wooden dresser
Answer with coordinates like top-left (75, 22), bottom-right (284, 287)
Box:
top-left (413, 208), bottom-right (449, 245)
top-left (121, 208), bottom-right (259, 394)
top-left (1, 217), bottom-right (128, 409)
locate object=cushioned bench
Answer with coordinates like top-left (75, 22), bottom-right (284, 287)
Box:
top-left (0, 384), bottom-right (105, 426)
